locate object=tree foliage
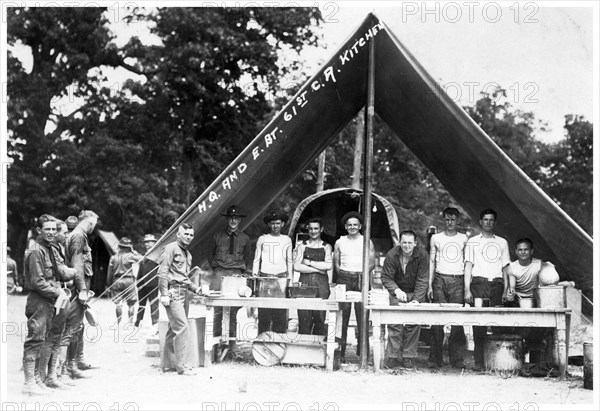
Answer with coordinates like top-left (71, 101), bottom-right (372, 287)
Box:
top-left (7, 7), bottom-right (322, 254)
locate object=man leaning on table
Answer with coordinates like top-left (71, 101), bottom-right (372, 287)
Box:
top-left (464, 208), bottom-right (511, 371)
top-left (380, 229), bottom-right (429, 369)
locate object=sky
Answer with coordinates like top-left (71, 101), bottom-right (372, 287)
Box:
top-left (305, 3), bottom-right (595, 143)
top-left (5, 2), bottom-right (596, 143)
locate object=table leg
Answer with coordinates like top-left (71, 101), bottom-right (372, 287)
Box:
top-left (554, 314), bottom-right (568, 378)
top-left (371, 311), bottom-right (383, 372)
top-left (204, 305), bottom-right (214, 367)
top-left (326, 309), bottom-right (338, 372)
top-left (222, 306), bottom-right (230, 345)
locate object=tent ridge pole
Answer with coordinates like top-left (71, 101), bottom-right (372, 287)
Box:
top-left (360, 36), bottom-right (375, 370)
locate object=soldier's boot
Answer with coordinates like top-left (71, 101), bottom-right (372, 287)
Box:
top-left (76, 338), bottom-right (98, 370)
top-left (56, 348), bottom-right (76, 386)
top-left (34, 358), bottom-right (52, 391)
top-left (38, 343), bottom-right (52, 383)
top-left (45, 350), bottom-right (67, 389)
top-left (22, 358), bottom-right (45, 396)
top-left (67, 358), bottom-right (87, 379)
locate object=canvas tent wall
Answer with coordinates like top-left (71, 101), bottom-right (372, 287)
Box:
top-left (147, 13), bottom-right (593, 296)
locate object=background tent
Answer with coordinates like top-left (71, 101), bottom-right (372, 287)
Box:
top-left (90, 229), bottom-right (118, 295)
top-left (147, 14), bottom-right (593, 297)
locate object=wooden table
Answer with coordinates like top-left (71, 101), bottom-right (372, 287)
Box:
top-left (368, 305), bottom-right (571, 376)
top-left (199, 296), bottom-right (343, 371)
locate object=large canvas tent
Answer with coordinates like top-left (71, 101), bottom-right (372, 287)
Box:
top-left (147, 13), bottom-right (593, 294)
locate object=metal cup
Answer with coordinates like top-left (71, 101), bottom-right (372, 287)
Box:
top-left (474, 297), bottom-right (483, 308)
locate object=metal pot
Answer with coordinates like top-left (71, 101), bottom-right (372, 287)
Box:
top-left (255, 277), bottom-right (289, 298)
top-left (518, 297), bottom-right (535, 308)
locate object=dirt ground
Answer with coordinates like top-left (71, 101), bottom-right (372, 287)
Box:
top-left (1, 294), bottom-right (595, 410)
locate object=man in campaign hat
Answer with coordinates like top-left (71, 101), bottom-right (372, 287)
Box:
top-left (106, 237), bottom-right (142, 325)
top-left (135, 233), bottom-right (160, 333)
top-left (208, 205), bottom-right (253, 341)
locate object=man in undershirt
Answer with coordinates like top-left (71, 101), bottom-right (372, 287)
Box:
top-left (253, 210), bottom-right (293, 334)
top-left (428, 207), bottom-right (468, 369)
top-left (333, 211), bottom-right (375, 361)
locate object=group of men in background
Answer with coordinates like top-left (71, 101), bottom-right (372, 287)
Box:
top-left (20, 210), bottom-right (99, 395)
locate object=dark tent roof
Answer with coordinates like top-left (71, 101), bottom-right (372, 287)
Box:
top-left (147, 13), bottom-right (593, 290)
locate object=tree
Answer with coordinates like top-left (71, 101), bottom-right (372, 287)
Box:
top-left (542, 115), bottom-right (593, 234)
top-left (7, 7), bottom-right (323, 258)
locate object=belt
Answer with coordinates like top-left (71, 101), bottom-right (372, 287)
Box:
top-left (472, 276), bottom-right (502, 282)
top-left (436, 272), bottom-right (464, 277)
top-left (339, 269), bottom-right (361, 276)
top-left (259, 272), bottom-right (288, 278)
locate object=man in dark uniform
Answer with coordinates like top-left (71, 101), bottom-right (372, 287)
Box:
top-left (61, 210), bottom-right (98, 379)
top-left (135, 234), bottom-right (160, 334)
top-left (208, 205), bottom-right (252, 339)
top-left (22, 215), bottom-right (71, 395)
top-left (293, 217), bottom-right (333, 335)
top-left (106, 237), bottom-right (142, 324)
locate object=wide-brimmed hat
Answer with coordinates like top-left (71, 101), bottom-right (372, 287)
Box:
top-left (221, 205), bottom-right (246, 218)
top-left (142, 234), bottom-right (157, 242)
top-left (65, 216), bottom-right (79, 229)
top-left (263, 210), bottom-right (289, 224)
top-left (118, 237), bottom-right (133, 248)
top-left (341, 211), bottom-right (363, 225)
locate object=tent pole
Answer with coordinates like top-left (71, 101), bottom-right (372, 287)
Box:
top-left (360, 37), bottom-right (375, 370)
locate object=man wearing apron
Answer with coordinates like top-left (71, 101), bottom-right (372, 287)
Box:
top-left (294, 217), bottom-right (333, 336)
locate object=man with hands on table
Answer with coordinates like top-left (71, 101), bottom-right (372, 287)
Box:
top-left (158, 223), bottom-right (203, 376)
top-left (463, 208), bottom-right (511, 371)
top-left (381, 230), bottom-right (430, 369)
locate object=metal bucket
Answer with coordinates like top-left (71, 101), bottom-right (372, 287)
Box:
top-left (484, 334), bottom-right (523, 374)
top-left (518, 297), bottom-right (535, 308)
top-left (534, 286), bottom-right (567, 308)
top-left (584, 341), bottom-right (593, 390)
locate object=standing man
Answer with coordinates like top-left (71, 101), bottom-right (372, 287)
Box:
top-left (464, 208), bottom-right (511, 371)
top-left (209, 205), bottom-right (252, 339)
top-left (135, 234), bottom-right (160, 334)
top-left (21, 215), bottom-right (70, 395)
top-left (106, 237), bottom-right (142, 325)
top-left (158, 223), bottom-right (203, 375)
top-left (252, 210), bottom-right (293, 334)
top-left (65, 215), bottom-right (79, 235)
top-left (381, 230), bottom-right (429, 369)
top-left (6, 246), bottom-right (22, 294)
top-left (61, 210), bottom-right (99, 379)
top-left (428, 207), bottom-right (468, 369)
top-left (333, 211), bottom-right (375, 360)
top-left (294, 217), bottom-right (333, 336)
top-left (38, 219), bottom-right (76, 389)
